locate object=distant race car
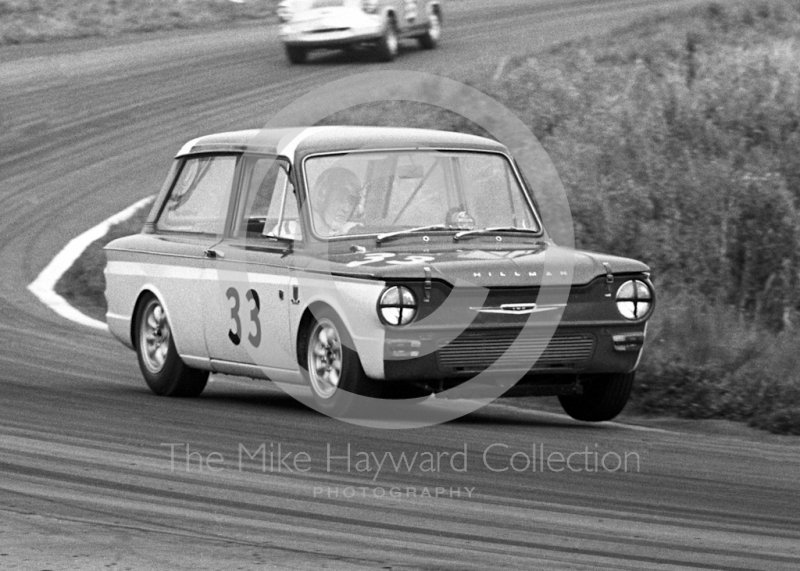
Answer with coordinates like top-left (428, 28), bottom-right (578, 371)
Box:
top-left (276, 0), bottom-right (442, 63)
top-left (104, 126), bottom-right (655, 421)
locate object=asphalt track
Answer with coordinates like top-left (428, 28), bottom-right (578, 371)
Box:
top-left (2, 1), bottom-right (800, 569)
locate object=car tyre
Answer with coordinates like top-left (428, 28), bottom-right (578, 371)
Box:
top-left (135, 295), bottom-right (208, 397)
top-left (285, 45), bottom-right (307, 64)
top-left (376, 19), bottom-right (399, 62)
top-left (558, 372), bottom-right (634, 422)
top-left (374, 381), bottom-right (431, 400)
top-left (302, 308), bottom-right (374, 416)
top-left (417, 12), bottom-right (441, 50)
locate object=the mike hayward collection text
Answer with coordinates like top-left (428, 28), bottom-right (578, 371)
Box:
top-left (162, 442), bottom-right (641, 478)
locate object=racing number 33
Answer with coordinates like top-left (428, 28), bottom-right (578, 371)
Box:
top-left (226, 288), bottom-right (261, 347)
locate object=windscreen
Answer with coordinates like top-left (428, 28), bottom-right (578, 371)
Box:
top-left (304, 150), bottom-right (540, 238)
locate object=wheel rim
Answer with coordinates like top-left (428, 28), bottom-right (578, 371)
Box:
top-left (307, 318), bottom-right (343, 400)
top-left (428, 14), bottom-right (441, 42)
top-left (139, 299), bottom-right (171, 374)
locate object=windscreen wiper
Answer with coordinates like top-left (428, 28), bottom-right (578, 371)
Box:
top-left (376, 224), bottom-right (449, 244)
top-left (453, 226), bottom-right (542, 241)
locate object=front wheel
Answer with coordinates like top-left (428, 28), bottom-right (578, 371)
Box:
top-left (558, 372), bottom-right (634, 422)
top-left (376, 21), bottom-right (399, 62)
top-left (135, 295), bottom-right (208, 397)
top-left (302, 309), bottom-right (370, 416)
top-left (418, 12), bottom-right (441, 50)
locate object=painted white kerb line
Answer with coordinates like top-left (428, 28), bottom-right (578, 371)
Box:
top-left (27, 196), bottom-right (155, 332)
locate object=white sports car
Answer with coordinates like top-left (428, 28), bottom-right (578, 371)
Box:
top-left (277, 0), bottom-right (443, 63)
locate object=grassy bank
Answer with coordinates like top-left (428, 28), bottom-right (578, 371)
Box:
top-left (0, 0), bottom-right (278, 45)
top-left (637, 293), bottom-right (800, 434)
top-left (319, 0), bottom-right (800, 433)
top-left (486, 0), bottom-right (800, 433)
top-left (55, 0), bottom-right (800, 433)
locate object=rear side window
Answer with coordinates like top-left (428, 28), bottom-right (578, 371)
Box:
top-left (234, 156), bottom-right (302, 241)
top-left (157, 155), bottom-right (237, 234)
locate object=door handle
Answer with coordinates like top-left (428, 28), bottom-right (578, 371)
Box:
top-left (204, 249), bottom-right (224, 259)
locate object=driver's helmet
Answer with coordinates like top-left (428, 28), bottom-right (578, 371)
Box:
top-left (315, 167), bottom-right (364, 236)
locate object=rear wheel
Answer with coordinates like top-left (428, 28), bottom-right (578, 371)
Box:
top-left (285, 45), bottom-right (307, 64)
top-left (135, 295), bottom-right (208, 397)
top-left (558, 372), bottom-right (634, 422)
top-left (376, 19), bottom-right (399, 62)
top-left (418, 12), bottom-right (441, 50)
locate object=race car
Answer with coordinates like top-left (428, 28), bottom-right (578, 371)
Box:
top-left (104, 126), bottom-right (655, 421)
top-left (277, 0), bottom-right (442, 63)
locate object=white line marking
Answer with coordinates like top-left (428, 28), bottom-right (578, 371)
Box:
top-left (492, 56), bottom-right (509, 82)
top-left (489, 402), bottom-right (684, 434)
top-left (27, 196), bottom-right (155, 332)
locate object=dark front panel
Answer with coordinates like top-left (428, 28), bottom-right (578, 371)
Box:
top-left (436, 330), bottom-right (595, 374)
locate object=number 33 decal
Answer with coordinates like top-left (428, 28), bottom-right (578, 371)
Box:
top-left (226, 287), bottom-right (261, 347)
top-left (347, 253), bottom-right (435, 268)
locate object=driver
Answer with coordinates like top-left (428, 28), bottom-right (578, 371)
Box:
top-left (314, 167), bottom-right (364, 236)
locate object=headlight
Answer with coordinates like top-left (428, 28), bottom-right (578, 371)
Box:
top-left (362, 0), bottom-right (378, 14)
top-left (615, 280), bottom-right (653, 320)
top-left (378, 286), bottom-right (417, 326)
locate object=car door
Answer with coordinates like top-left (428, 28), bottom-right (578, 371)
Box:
top-left (202, 155), bottom-right (301, 378)
top-left (149, 154), bottom-right (239, 366)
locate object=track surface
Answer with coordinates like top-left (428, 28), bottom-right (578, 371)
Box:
top-left (2, 1), bottom-right (800, 569)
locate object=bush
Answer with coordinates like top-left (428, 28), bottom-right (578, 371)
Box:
top-left (487, 1), bottom-right (800, 333)
top-left (633, 292), bottom-right (800, 431)
top-left (482, 0), bottom-right (800, 432)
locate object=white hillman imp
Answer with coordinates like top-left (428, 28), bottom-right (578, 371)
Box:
top-left (104, 126), bottom-right (655, 420)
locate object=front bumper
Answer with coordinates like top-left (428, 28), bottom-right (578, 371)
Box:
top-left (280, 15), bottom-right (384, 48)
top-left (382, 323), bottom-right (647, 383)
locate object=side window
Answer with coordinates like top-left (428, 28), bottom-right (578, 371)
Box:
top-left (157, 155), bottom-right (236, 234)
top-left (278, 182), bottom-right (303, 241)
top-left (235, 156), bottom-right (302, 241)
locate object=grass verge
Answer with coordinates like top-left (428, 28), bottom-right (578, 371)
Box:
top-left (0, 0), bottom-right (278, 45)
top-left (54, 0), bottom-right (800, 433)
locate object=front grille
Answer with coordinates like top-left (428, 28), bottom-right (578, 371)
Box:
top-left (436, 331), bottom-right (595, 372)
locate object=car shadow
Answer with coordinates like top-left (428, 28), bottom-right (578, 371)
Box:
top-left (117, 384), bottom-right (613, 429)
top-left (450, 409), bottom-right (604, 429)
top-left (118, 383), bottom-right (310, 413)
top-left (293, 43), bottom-right (417, 66)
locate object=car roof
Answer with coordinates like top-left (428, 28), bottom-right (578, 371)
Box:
top-left (175, 126), bottom-right (509, 160)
